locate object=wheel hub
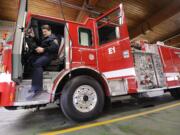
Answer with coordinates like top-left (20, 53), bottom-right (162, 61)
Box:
top-left (73, 85), bottom-right (97, 113)
top-left (83, 95), bottom-right (89, 102)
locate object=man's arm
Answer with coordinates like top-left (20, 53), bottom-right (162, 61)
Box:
top-left (25, 37), bottom-right (38, 51)
top-left (44, 39), bottom-right (59, 53)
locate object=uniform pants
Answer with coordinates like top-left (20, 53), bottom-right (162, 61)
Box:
top-left (31, 54), bottom-right (52, 92)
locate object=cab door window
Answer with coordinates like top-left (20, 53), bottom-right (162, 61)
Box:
top-left (96, 8), bottom-right (122, 45)
top-left (79, 28), bottom-right (92, 47)
top-left (98, 25), bottom-right (119, 45)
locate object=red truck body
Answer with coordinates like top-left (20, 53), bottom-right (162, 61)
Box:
top-left (0, 0), bottom-right (179, 121)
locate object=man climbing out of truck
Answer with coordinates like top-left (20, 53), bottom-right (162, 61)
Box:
top-left (27, 24), bottom-right (59, 99)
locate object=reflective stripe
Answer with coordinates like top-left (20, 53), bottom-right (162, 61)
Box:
top-left (0, 73), bottom-right (12, 83)
top-left (165, 72), bottom-right (180, 81)
top-left (103, 67), bottom-right (136, 78)
top-left (167, 76), bottom-right (179, 81)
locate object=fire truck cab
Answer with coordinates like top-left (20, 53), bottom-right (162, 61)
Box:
top-left (0, 0), bottom-right (180, 121)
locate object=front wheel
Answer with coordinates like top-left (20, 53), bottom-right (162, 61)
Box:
top-left (60, 75), bottom-right (105, 122)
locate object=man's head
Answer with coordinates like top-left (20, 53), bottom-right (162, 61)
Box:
top-left (41, 25), bottom-right (51, 37)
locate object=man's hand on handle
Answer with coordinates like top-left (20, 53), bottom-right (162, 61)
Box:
top-left (35, 47), bottom-right (44, 53)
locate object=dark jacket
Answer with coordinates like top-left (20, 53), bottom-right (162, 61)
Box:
top-left (41, 34), bottom-right (59, 55)
top-left (25, 36), bottom-right (38, 53)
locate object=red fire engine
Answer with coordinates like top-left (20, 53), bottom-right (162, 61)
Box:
top-left (0, 0), bottom-right (180, 121)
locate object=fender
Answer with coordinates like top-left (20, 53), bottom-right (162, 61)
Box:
top-left (50, 66), bottom-right (111, 101)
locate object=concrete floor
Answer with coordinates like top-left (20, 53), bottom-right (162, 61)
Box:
top-left (0, 94), bottom-right (179, 135)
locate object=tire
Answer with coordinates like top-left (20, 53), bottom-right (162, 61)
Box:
top-left (170, 89), bottom-right (180, 99)
top-left (60, 75), bottom-right (105, 122)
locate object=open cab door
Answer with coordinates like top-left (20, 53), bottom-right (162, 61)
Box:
top-left (95, 4), bottom-right (135, 96)
top-left (12, 0), bottom-right (28, 82)
top-left (0, 0), bottom-right (28, 107)
top-left (96, 4), bottom-right (134, 78)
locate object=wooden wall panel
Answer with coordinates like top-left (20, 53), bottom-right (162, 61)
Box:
top-left (29, 0), bottom-right (78, 21)
top-left (0, 0), bottom-right (179, 47)
top-left (0, 0), bottom-right (18, 21)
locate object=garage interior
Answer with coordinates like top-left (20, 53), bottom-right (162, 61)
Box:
top-left (0, 0), bottom-right (180, 135)
top-left (0, 0), bottom-right (180, 47)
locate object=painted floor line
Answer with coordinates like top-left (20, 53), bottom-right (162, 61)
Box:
top-left (39, 102), bottom-right (180, 135)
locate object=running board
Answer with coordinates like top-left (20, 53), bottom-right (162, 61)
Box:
top-left (137, 90), bottom-right (165, 98)
top-left (138, 87), bottom-right (167, 92)
top-left (14, 91), bottom-right (51, 106)
top-left (14, 79), bottom-right (53, 106)
top-left (13, 100), bottom-right (49, 106)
